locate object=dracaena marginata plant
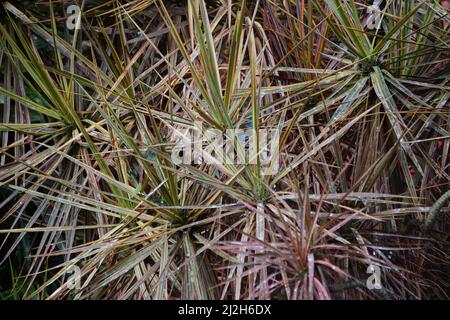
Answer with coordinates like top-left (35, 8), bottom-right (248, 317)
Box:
top-left (0, 0), bottom-right (448, 299)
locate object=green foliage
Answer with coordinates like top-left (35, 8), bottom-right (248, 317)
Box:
top-left (0, 0), bottom-right (448, 300)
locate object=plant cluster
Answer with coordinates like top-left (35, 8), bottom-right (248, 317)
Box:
top-left (0, 0), bottom-right (448, 299)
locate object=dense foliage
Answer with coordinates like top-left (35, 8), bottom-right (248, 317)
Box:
top-left (0, 0), bottom-right (449, 299)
